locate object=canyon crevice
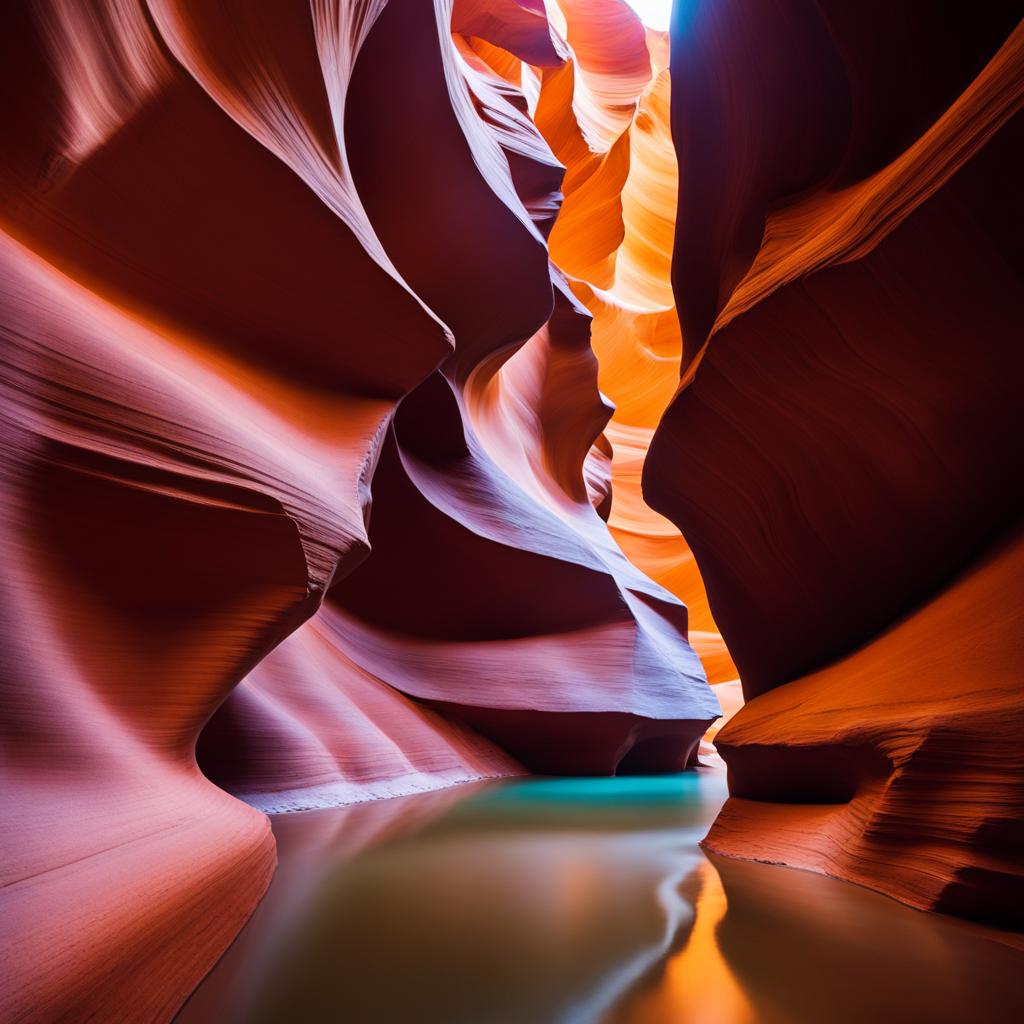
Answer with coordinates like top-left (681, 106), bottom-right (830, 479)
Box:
top-left (1, 2), bottom-right (1021, 1020)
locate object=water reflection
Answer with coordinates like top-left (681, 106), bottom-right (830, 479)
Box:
top-left (178, 770), bottom-right (1022, 1024)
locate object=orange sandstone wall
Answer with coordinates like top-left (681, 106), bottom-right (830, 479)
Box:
top-left (646, 0), bottom-right (1024, 925)
top-left (527, 0), bottom-right (738, 687)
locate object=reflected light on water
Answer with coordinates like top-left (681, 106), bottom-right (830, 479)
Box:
top-left (177, 770), bottom-right (1024, 1024)
top-left (607, 859), bottom-right (755, 1024)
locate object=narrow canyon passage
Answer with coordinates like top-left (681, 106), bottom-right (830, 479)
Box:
top-left (1, 1), bottom-right (1022, 1021)
top-left (177, 766), bottom-right (1024, 1024)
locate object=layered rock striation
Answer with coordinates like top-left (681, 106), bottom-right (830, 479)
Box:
top-left (526, 1), bottom-right (738, 687)
top-left (646, 0), bottom-right (1024, 926)
top-left (1, 2), bottom-right (718, 1018)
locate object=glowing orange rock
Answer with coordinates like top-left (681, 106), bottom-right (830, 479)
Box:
top-left (647, 0), bottom-right (1024, 925)
top-left (708, 530), bottom-right (1024, 926)
top-left (530, 1), bottom-right (738, 687)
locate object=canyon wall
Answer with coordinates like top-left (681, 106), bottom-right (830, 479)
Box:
top-left (0, 1), bottom-right (718, 1019)
top-left (647, 0), bottom-right (1024, 925)
top-left (4, 1), bottom-right (1019, 1019)
top-left (528, 0), bottom-right (738, 689)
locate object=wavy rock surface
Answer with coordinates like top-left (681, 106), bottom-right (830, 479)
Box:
top-left (710, 531), bottom-right (1024, 926)
top-left (1, 1), bottom-right (454, 1014)
top-left (202, 0), bottom-right (717, 791)
top-left (323, 282), bottom-right (718, 775)
top-left (1, 1), bottom-right (718, 1017)
top-left (530, 2), bottom-right (738, 687)
top-left (197, 609), bottom-right (523, 814)
top-left (646, 0), bottom-right (1024, 925)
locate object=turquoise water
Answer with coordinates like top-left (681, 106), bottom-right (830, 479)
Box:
top-left (178, 770), bottom-right (1023, 1023)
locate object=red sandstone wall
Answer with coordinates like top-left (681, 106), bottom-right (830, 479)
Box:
top-left (0, 3), bottom-right (718, 1018)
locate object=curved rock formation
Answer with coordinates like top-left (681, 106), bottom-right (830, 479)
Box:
top-left (646, 0), bottom-right (1024, 925)
top-left (14, 0), bottom-right (1019, 1014)
top-left (196, 610), bottom-right (523, 813)
top-left (710, 530), bottom-right (1024, 926)
top-left (200, 0), bottom-right (717, 792)
top-left (1, 2), bottom-right (717, 1018)
top-left (323, 281), bottom-right (717, 775)
top-left (1, 0), bottom-right (455, 1013)
top-left (529, 2), bottom-right (738, 687)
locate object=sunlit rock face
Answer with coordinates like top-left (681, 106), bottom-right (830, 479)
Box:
top-left (646, 0), bottom-right (1024, 925)
top-left (525, 0), bottom-right (738, 687)
top-left (0, 1), bottom-right (717, 1017)
top-left (6, 1), bottom-right (1018, 1019)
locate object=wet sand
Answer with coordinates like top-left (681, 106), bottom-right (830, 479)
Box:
top-left (178, 769), bottom-right (1023, 1024)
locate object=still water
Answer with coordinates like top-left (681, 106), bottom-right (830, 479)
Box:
top-left (178, 769), bottom-right (1022, 1024)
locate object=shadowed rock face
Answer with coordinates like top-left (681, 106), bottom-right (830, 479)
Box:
top-left (645, 0), bottom-right (1024, 926)
top-left (4, 0), bottom-right (1020, 1017)
top-left (1, 2), bottom-right (716, 1018)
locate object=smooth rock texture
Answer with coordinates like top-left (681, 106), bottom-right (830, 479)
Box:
top-left (7, 0), bottom-right (1019, 1017)
top-left (1, 2), bottom-right (717, 1019)
top-left (529, 3), bottom-right (738, 686)
top-left (646, 0), bottom-right (1024, 925)
top-left (709, 530), bottom-right (1024, 927)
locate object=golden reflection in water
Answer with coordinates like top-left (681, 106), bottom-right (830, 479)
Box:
top-left (607, 859), bottom-right (755, 1024)
top-left (178, 772), bottom-right (1024, 1024)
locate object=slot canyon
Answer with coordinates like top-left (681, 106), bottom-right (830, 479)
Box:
top-left (1, 1), bottom-right (1021, 1022)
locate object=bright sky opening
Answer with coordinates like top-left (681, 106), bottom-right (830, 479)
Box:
top-left (623, 0), bottom-right (673, 31)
